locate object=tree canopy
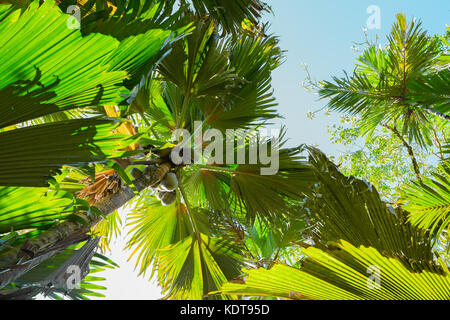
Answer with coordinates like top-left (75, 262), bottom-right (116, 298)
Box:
top-left (0, 2), bottom-right (448, 300)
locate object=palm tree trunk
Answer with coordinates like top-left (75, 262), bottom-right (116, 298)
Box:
top-left (382, 124), bottom-right (422, 182)
top-left (0, 163), bottom-right (171, 289)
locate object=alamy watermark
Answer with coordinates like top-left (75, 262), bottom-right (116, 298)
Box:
top-left (66, 5), bottom-right (81, 30)
top-left (66, 265), bottom-right (82, 290)
top-left (366, 5), bottom-right (381, 30)
top-left (170, 121), bottom-right (280, 176)
top-left (367, 265), bottom-right (381, 290)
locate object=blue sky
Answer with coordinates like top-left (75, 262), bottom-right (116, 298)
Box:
top-left (97, 0), bottom-right (450, 299)
top-left (267, 0), bottom-right (449, 154)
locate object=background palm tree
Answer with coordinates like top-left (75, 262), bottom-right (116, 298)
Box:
top-left (317, 13), bottom-right (449, 249)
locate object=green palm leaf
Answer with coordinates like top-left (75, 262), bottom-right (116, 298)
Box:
top-left (156, 233), bottom-right (242, 300)
top-left (203, 34), bottom-right (282, 131)
top-left (125, 195), bottom-right (196, 278)
top-left (0, 1), bottom-right (128, 127)
top-left (94, 210), bottom-right (123, 253)
top-left (58, 0), bottom-right (269, 36)
top-left (9, 238), bottom-right (119, 300)
top-left (189, 0), bottom-right (269, 35)
top-left (126, 193), bottom-right (245, 299)
top-left (306, 147), bottom-right (435, 271)
top-left (58, 0), bottom-right (186, 40)
top-left (185, 143), bottom-right (314, 223)
top-left (402, 163), bottom-right (450, 238)
top-left (0, 187), bottom-right (73, 233)
top-left (146, 19), bottom-right (281, 132)
top-left (0, 0), bottom-right (184, 128)
top-left (157, 18), bottom-right (239, 128)
top-left (216, 149), bottom-right (450, 300)
top-left (217, 241), bottom-right (450, 300)
top-left (0, 119), bottom-right (137, 187)
top-left (408, 69), bottom-right (450, 116)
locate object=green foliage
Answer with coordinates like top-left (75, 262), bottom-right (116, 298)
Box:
top-left (217, 150), bottom-right (449, 300)
top-left (328, 116), bottom-right (435, 201)
top-left (94, 210), bottom-right (123, 253)
top-left (402, 163), bottom-right (450, 239)
top-left (316, 14), bottom-right (450, 277)
top-left (187, 0), bottom-right (270, 35)
top-left (125, 194), bottom-right (245, 299)
top-left (0, 1), bottom-right (127, 127)
top-left (155, 233), bottom-right (243, 300)
top-left (0, 187), bottom-right (73, 234)
top-left (126, 195), bottom-right (199, 278)
top-left (0, 0), bottom-right (175, 187)
top-left (305, 148), bottom-right (437, 271)
top-left (56, 0), bottom-right (269, 37)
top-left (319, 14), bottom-right (449, 147)
top-left (134, 19), bottom-right (282, 133)
top-left (218, 241), bottom-right (450, 300)
top-left (1, 2), bottom-right (449, 301)
top-left (0, 119), bottom-right (137, 187)
top-left (184, 143), bottom-right (313, 223)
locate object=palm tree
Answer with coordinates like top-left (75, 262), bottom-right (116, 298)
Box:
top-left (216, 14), bottom-right (450, 301)
top-left (0, 0), bottom-right (316, 300)
top-left (0, 0), bottom-right (190, 297)
top-left (2, 2), bottom-right (448, 301)
top-left (318, 14), bottom-right (449, 150)
top-left (120, 18), bottom-right (316, 299)
top-left (318, 13), bottom-right (450, 246)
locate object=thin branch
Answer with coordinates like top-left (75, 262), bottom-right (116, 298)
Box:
top-left (382, 123), bottom-right (422, 182)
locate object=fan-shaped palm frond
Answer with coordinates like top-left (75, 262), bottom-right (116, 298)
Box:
top-left (0, 187), bottom-right (73, 234)
top-left (305, 147), bottom-right (435, 271)
top-left (57, 0), bottom-right (187, 39)
top-left (402, 163), bottom-right (450, 238)
top-left (93, 210), bottom-right (122, 253)
top-left (0, 2), bottom-right (127, 127)
top-left (189, 0), bottom-right (270, 35)
top-left (408, 69), bottom-right (450, 116)
top-left (125, 193), bottom-right (245, 299)
top-left (217, 241), bottom-right (450, 300)
top-left (0, 119), bottom-right (138, 187)
top-left (202, 34), bottom-right (282, 131)
top-left (215, 149), bottom-right (449, 300)
top-left (156, 18), bottom-right (239, 128)
top-left (185, 142), bottom-right (313, 223)
top-left (0, 0), bottom-right (177, 187)
top-left (56, 0), bottom-right (269, 37)
top-left (155, 233), bottom-right (243, 300)
top-left (137, 19), bottom-right (281, 132)
top-left (125, 195), bottom-right (197, 277)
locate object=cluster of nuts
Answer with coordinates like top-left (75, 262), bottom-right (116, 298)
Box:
top-left (155, 172), bottom-right (178, 206)
top-left (131, 168), bottom-right (178, 206)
